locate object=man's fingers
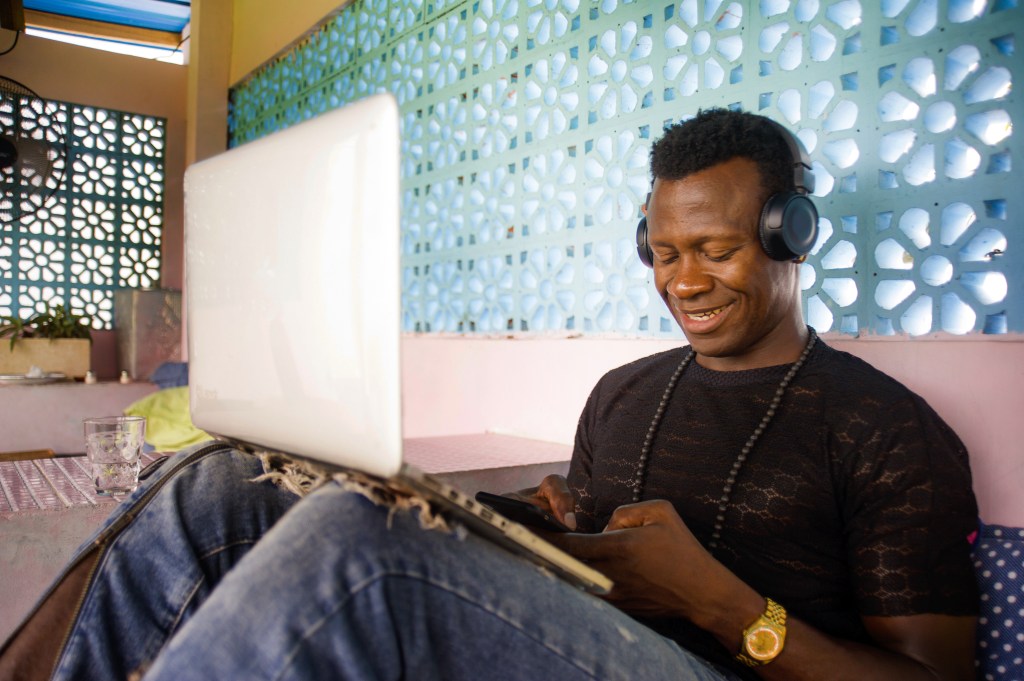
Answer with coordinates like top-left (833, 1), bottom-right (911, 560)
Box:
top-left (550, 530), bottom-right (623, 563)
top-left (562, 511), bottom-right (577, 531)
top-left (604, 500), bottom-right (674, 532)
top-left (535, 475), bottom-right (577, 528)
top-left (503, 476), bottom-right (578, 529)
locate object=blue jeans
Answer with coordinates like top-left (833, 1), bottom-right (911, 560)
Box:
top-left (46, 443), bottom-right (739, 681)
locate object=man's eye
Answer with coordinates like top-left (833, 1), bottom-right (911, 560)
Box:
top-left (706, 248), bottom-right (738, 262)
top-left (655, 252), bottom-right (678, 265)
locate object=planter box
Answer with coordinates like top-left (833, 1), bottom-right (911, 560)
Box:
top-left (0, 338), bottom-right (91, 378)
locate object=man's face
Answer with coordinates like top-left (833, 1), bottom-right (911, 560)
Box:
top-left (646, 157), bottom-right (804, 370)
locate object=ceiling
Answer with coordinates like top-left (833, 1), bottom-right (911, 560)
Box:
top-left (24, 0), bottom-right (191, 34)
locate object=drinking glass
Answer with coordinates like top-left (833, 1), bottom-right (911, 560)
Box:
top-left (83, 416), bottom-right (146, 495)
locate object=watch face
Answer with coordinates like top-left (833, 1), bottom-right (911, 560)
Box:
top-left (745, 626), bottom-right (782, 661)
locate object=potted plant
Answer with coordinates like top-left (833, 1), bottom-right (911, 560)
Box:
top-left (0, 304), bottom-right (93, 378)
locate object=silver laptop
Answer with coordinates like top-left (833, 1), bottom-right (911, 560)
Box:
top-left (183, 93), bottom-right (610, 594)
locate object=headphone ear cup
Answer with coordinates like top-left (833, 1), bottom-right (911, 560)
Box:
top-left (759, 193), bottom-right (819, 261)
top-left (636, 215), bottom-right (654, 268)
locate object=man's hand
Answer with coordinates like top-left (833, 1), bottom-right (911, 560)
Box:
top-left (550, 499), bottom-right (740, 621)
top-left (506, 475), bottom-right (577, 530)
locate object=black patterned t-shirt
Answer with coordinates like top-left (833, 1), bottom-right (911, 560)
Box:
top-left (567, 340), bottom-right (978, 678)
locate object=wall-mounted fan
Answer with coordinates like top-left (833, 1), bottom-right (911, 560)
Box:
top-left (0, 75), bottom-right (68, 223)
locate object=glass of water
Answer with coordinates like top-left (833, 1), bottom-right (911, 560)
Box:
top-left (83, 416), bottom-right (147, 496)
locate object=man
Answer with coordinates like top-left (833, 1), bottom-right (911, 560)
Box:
top-left (1, 109), bottom-right (977, 680)
top-left (521, 109), bottom-right (979, 679)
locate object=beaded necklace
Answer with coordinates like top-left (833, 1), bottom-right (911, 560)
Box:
top-left (630, 329), bottom-right (817, 551)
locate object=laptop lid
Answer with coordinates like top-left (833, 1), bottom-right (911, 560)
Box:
top-left (184, 94), bottom-right (403, 479)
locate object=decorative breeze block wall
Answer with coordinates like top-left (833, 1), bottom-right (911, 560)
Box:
top-left (229, 0), bottom-right (1021, 338)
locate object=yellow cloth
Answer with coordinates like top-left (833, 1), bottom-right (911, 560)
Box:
top-left (124, 386), bottom-right (209, 451)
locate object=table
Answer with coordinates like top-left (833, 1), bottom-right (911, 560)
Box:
top-left (0, 451), bottom-right (164, 513)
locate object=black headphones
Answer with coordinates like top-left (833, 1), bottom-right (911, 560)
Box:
top-left (635, 119), bottom-right (819, 267)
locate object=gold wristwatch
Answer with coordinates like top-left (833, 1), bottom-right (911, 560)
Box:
top-left (736, 597), bottom-right (787, 667)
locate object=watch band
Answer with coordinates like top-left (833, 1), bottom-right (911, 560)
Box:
top-left (762, 598), bottom-right (787, 627)
top-left (736, 597), bottom-right (787, 668)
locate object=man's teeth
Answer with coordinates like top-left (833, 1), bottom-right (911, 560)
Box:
top-left (686, 307), bottom-right (724, 321)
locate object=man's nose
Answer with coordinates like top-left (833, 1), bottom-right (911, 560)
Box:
top-left (665, 256), bottom-right (714, 299)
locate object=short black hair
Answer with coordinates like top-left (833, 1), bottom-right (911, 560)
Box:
top-left (650, 108), bottom-right (798, 201)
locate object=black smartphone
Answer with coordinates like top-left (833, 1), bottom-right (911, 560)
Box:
top-left (474, 491), bottom-right (572, 533)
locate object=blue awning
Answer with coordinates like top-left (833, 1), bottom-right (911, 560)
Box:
top-left (24, 0), bottom-right (191, 33)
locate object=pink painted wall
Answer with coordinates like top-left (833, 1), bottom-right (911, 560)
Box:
top-left (402, 335), bottom-right (1024, 527)
top-left (0, 382), bottom-right (157, 454)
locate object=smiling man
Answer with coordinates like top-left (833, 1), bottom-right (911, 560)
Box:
top-left (536, 109), bottom-right (980, 679)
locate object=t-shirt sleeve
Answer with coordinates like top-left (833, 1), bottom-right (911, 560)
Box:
top-left (566, 378), bottom-right (603, 534)
top-left (837, 391), bottom-right (979, 617)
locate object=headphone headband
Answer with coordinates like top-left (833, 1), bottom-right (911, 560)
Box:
top-left (636, 116), bottom-right (819, 266)
top-left (764, 118), bottom-right (815, 196)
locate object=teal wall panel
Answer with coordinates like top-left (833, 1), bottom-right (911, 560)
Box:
top-left (229, 0), bottom-right (1022, 337)
top-left (1, 96), bottom-right (166, 330)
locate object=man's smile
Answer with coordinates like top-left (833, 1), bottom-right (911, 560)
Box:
top-left (670, 300), bottom-right (737, 337)
top-left (684, 306), bottom-right (727, 322)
